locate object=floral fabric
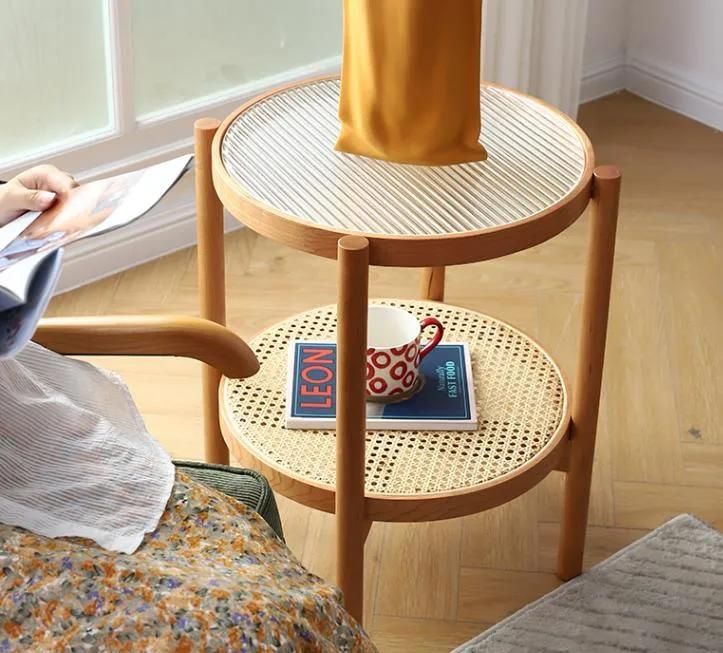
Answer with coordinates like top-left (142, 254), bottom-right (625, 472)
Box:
top-left (0, 472), bottom-right (376, 652)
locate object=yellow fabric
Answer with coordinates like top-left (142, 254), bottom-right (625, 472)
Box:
top-left (336, 0), bottom-right (487, 166)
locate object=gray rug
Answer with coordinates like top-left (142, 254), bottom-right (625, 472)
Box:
top-left (453, 515), bottom-right (723, 653)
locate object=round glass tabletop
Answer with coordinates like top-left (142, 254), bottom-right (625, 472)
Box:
top-left (215, 77), bottom-right (593, 266)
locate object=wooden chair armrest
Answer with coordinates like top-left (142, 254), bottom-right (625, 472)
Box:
top-left (34, 315), bottom-right (259, 379)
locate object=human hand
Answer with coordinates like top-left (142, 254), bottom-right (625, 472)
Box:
top-left (0, 165), bottom-right (78, 226)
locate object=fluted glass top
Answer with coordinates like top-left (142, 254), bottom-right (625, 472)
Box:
top-left (221, 78), bottom-right (589, 237)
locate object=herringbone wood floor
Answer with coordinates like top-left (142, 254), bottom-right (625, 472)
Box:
top-left (48, 92), bottom-right (723, 652)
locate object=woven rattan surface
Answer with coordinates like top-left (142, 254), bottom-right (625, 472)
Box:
top-left (222, 300), bottom-right (569, 498)
top-left (220, 78), bottom-right (590, 237)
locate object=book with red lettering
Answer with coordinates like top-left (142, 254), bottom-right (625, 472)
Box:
top-left (285, 341), bottom-right (477, 431)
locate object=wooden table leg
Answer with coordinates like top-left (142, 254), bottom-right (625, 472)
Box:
top-left (194, 119), bottom-right (229, 465)
top-left (336, 235), bottom-right (370, 623)
top-left (420, 266), bottom-right (446, 301)
top-left (557, 166), bottom-right (621, 580)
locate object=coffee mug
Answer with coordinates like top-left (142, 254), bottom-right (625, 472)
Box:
top-left (365, 305), bottom-right (444, 400)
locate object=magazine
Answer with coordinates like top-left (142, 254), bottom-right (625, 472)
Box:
top-left (286, 341), bottom-right (477, 431)
top-left (0, 154), bottom-right (193, 358)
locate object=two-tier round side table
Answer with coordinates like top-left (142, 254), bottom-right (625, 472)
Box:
top-left (192, 76), bottom-right (620, 624)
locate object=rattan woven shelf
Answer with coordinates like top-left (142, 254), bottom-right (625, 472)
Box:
top-left (221, 300), bottom-right (570, 520)
top-left (212, 76), bottom-right (594, 267)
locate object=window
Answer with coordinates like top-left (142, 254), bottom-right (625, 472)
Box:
top-left (0, 0), bottom-right (342, 173)
top-left (0, 0), bottom-right (111, 164)
top-left (132, 0), bottom-right (342, 117)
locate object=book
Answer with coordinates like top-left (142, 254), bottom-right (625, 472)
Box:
top-left (286, 341), bottom-right (477, 431)
top-left (0, 154), bottom-right (192, 359)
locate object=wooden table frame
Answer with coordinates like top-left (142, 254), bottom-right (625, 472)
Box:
top-left (194, 109), bottom-right (620, 623)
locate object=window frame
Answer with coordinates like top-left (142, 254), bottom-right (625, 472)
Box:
top-left (0, 0), bottom-right (341, 180)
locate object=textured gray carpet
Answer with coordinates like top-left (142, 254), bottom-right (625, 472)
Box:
top-left (454, 515), bottom-right (723, 653)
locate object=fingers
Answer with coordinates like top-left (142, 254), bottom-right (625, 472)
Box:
top-left (3, 180), bottom-right (58, 213)
top-left (0, 164), bottom-right (77, 224)
top-left (17, 164), bottom-right (78, 195)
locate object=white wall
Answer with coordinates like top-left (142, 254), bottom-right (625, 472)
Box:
top-left (581, 0), bottom-right (723, 130)
top-left (583, 0), bottom-right (628, 72)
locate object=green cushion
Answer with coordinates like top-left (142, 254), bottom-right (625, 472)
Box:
top-left (172, 460), bottom-right (284, 541)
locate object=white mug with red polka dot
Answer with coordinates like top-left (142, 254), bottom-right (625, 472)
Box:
top-left (365, 305), bottom-right (444, 401)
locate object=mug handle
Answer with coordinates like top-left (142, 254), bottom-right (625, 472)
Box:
top-left (418, 317), bottom-right (444, 361)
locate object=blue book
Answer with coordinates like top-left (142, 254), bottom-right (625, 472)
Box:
top-left (286, 341), bottom-right (477, 431)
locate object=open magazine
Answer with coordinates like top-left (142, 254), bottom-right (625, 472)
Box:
top-left (0, 154), bottom-right (193, 358)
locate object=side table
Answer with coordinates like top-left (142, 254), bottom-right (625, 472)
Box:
top-left (193, 76), bottom-right (620, 624)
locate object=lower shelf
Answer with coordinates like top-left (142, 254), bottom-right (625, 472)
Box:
top-left (221, 300), bottom-right (570, 522)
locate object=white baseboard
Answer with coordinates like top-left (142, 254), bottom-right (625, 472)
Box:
top-left (580, 56), bottom-right (722, 131)
top-left (580, 57), bottom-right (627, 104)
top-left (625, 57), bottom-right (723, 131)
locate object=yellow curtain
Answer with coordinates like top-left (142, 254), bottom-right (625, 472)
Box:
top-left (336, 0), bottom-right (487, 166)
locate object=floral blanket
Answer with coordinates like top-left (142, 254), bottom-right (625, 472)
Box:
top-left (0, 472), bottom-right (376, 652)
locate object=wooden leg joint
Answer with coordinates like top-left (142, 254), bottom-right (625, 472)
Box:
top-left (336, 236), bottom-right (370, 623)
top-left (557, 166), bottom-right (621, 580)
top-left (194, 118), bottom-right (229, 465)
top-left (420, 266), bottom-right (446, 301)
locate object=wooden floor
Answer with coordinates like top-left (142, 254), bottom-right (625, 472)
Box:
top-left (48, 91), bottom-right (723, 652)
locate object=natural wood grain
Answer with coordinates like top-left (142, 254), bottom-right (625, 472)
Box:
top-left (606, 264), bottom-right (682, 484)
top-left (336, 235), bottom-right (371, 623)
top-left (460, 493), bottom-right (539, 572)
top-left (375, 520), bottom-right (462, 621)
top-left (49, 274), bottom-right (121, 316)
top-left (536, 291), bottom-right (616, 528)
top-left (195, 118), bottom-right (229, 464)
top-left (34, 315), bottom-right (258, 380)
top-left (614, 481), bottom-right (723, 530)
top-left (538, 523), bottom-right (648, 572)
top-left (109, 248), bottom-right (193, 313)
top-left (558, 166), bottom-right (620, 581)
top-left (538, 404), bottom-right (615, 527)
top-left (680, 443), bottom-right (723, 488)
top-left (419, 266), bottom-right (446, 301)
top-left (656, 240), bottom-right (722, 445)
top-left (46, 92), bottom-right (723, 652)
top-left (457, 568), bottom-right (561, 623)
top-left (369, 616), bottom-right (490, 653)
